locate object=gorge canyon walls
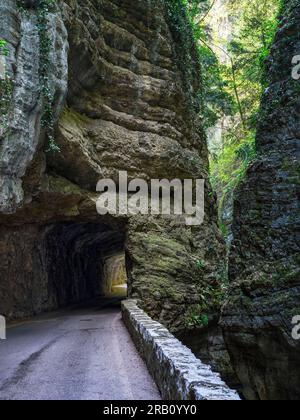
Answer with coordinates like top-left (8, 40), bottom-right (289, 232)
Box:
top-left (1, 0), bottom-right (300, 401)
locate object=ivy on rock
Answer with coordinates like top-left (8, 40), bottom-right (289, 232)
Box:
top-left (0, 39), bottom-right (13, 135)
top-left (18, 0), bottom-right (60, 153)
top-left (37, 0), bottom-right (60, 153)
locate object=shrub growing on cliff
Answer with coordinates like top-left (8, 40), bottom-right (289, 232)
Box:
top-left (0, 39), bottom-right (13, 133)
top-left (186, 312), bottom-right (209, 328)
top-left (0, 39), bottom-right (9, 56)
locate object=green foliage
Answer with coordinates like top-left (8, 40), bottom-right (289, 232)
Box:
top-left (165, 0), bottom-right (234, 126)
top-left (206, 0), bottom-right (281, 237)
top-left (186, 312), bottom-right (209, 328)
top-left (0, 39), bottom-right (13, 132)
top-left (0, 39), bottom-right (9, 56)
top-left (211, 131), bottom-right (257, 197)
top-left (199, 45), bottom-right (235, 128)
top-left (187, 1), bottom-right (236, 128)
top-left (37, 0), bottom-right (60, 153)
top-left (196, 259), bottom-right (205, 270)
top-left (0, 77), bottom-right (13, 125)
top-left (18, 0), bottom-right (60, 152)
top-left (227, 0), bottom-right (280, 91)
top-left (165, 0), bottom-right (202, 114)
top-left (185, 262), bottom-right (229, 329)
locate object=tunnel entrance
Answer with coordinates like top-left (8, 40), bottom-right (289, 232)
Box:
top-left (0, 220), bottom-right (129, 320)
top-left (43, 221), bottom-right (127, 310)
top-left (103, 254), bottom-right (128, 298)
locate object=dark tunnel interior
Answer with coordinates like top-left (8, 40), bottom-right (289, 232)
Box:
top-left (0, 221), bottom-right (128, 320)
top-left (45, 222), bottom-right (128, 307)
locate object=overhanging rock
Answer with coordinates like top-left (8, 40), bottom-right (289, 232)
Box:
top-left (122, 299), bottom-right (240, 401)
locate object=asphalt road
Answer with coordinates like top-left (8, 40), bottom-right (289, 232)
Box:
top-left (0, 299), bottom-right (161, 400)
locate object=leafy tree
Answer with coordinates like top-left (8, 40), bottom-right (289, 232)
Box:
top-left (205, 0), bottom-right (281, 237)
top-left (175, 0), bottom-right (281, 239)
top-left (183, 0), bottom-right (235, 128)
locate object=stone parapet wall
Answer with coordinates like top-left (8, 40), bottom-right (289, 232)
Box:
top-left (122, 299), bottom-right (240, 401)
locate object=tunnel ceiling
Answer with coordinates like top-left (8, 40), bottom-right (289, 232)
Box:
top-left (45, 222), bottom-right (126, 258)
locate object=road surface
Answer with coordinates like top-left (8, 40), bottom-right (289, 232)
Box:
top-left (0, 299), bottom-right (161, 400)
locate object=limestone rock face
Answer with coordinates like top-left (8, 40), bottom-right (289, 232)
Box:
top-left (221, 0), bottom-right (300, 400)
top-left (0, 0), bottom-right (68, 213)
top-left (0, 1), bottom-right (225, 334)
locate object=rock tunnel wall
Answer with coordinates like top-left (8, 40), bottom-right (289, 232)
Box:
top-left (221, 0), bottom-right (300, 400)
top-left (0, 0), bottom-right (225, 333)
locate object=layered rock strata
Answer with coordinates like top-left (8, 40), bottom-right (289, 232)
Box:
top-left (221, 0), bottom-right (300, 400)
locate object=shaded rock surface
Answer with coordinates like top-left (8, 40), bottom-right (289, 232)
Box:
top-left (221, 0), bottom-right (300, 400)
top-left (0, 1), bottom-right (225, 337)
top-left (178, 323), bottom-right (240, 392)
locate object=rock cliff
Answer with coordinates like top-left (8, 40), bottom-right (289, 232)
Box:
top-left (0, 0), bottom-right (225, 334)
top-left (221, 0), bottom-right (300, 400)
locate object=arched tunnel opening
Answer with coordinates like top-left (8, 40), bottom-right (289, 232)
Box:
top-left (44, 222), bottom-right (128, 309)
top-left (0, 221), bottom-right (129, 320)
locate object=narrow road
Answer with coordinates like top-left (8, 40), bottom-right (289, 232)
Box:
top-left (0, 299), bottom-right (161, 400)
